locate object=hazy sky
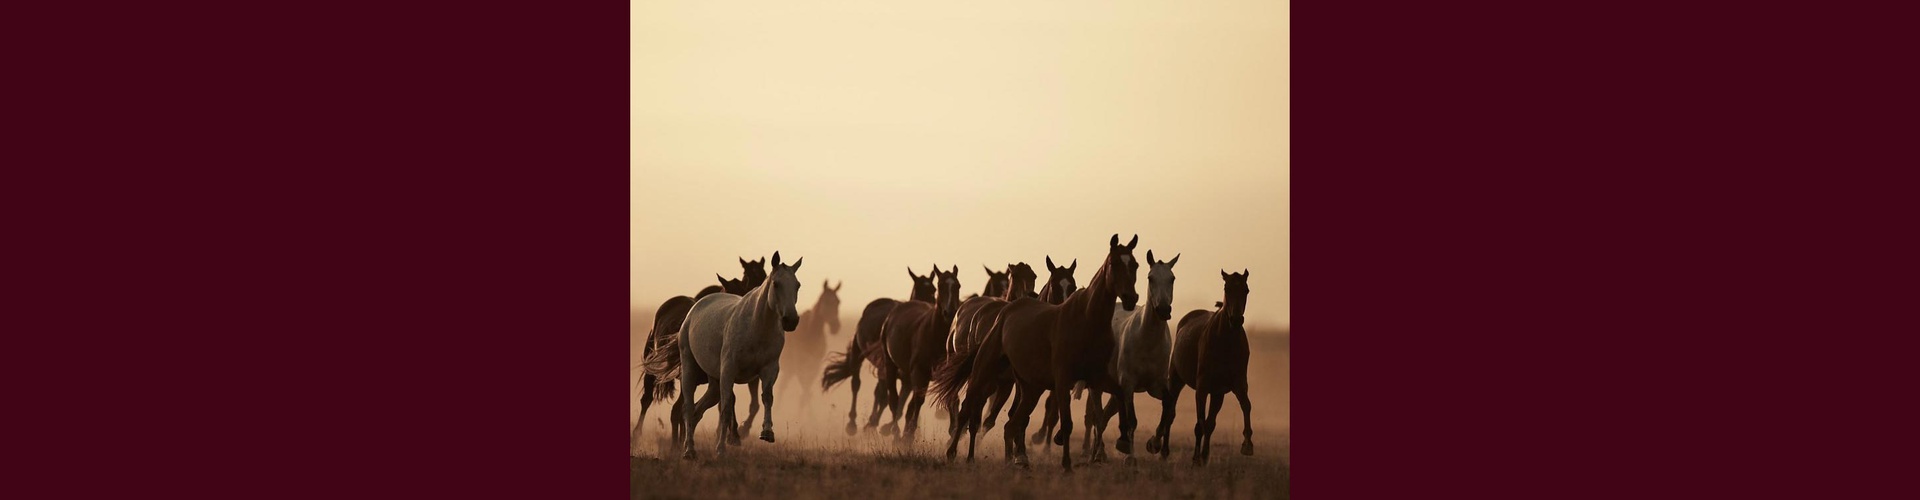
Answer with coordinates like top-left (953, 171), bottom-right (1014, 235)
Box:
top-left (631, 1), bottom-right (1289, 327)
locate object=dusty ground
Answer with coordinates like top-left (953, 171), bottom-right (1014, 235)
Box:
top-left (631, 316), bottom-right (1289, 499)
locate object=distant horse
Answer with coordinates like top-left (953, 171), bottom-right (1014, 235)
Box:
top-left (652, 252), bottom-right (804, 458)
top-left (1081, 250), bottom-right (1179, 464)
top-left (939, 235), bottom-right (1138, 470)
top-left (821, 268), bottom-right (936, 435)
top-left (880, 265), bottom-right (963, 444)
top-left (770, 280), bottom-right (844, 417)
top-left (1152, 270), bottom-right (1254, 465)
top-left (632, 258), bottom-right (762, 456)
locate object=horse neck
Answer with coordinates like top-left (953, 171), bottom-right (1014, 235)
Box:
top-left (1073, 261), bottom-right (1119, 322)
top-left (742, 280), bottom-right (777, 327)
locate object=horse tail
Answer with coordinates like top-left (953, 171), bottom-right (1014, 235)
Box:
top-left (930, 331), bottom-right (978, 413)
top-left (821, 334), bottom-right (864, 391)
top-left (643, 296), bottom-right (693, 401)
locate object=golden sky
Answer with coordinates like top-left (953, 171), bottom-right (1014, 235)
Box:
top-left (632, 1), bottom-right (1289, 328)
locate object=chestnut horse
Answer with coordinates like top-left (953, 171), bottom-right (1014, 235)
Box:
top-left (632, 258), bottom-right (762, 455)
top-left (1151, 270), bottom-right (1254, 465)
top-left (938, 235), bottom-right (1138, 470)
top-left (880, 265), bottom-right (963, 443)
top-left (821, 268), bottom-right (936, 435)
top-left (940, 263), bottom-right (1037, 436)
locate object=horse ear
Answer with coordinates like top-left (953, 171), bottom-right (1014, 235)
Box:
top-left (1243, 268), bottom-right (1249, 278)
top-left (1127, 234), bottom-right (1138, 250)
top-left (985, 264), bottom-right (994, 276)
top-left (740, 257), bottom-right (749, 267)
top-left (1169, 253), bottom-right (1180, 267)
top-left (1222, 269), bottom-right (1230, 280)
top-left (908, 266), bottom-right (916, 278)
top-left (1147, 250), bottom-right (1155, 263)
top-left (1069, 259), bottom-right (1078, 272)
top-left (1110, 234), bottom-right (1120, 247)
top-left (790, 257), bottom-right (802, 271)
top-left (1046, 255), bottom-right (1056, 270)
top-left (716, 273), bottom-right (727, 285)
top-left (823, 279), bottom-right (831, 289)
top-left (834, 280), bottom-right (843, 291)
top-left (951, 264), bottom-right (959, 275)
top-left (772, 251), bottom-right (782, 268)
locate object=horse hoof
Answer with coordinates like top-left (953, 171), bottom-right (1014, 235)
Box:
top-left (945, 449), bottom-right (957, 462)
top-left (1241, 441), bottom-right (1254, 456)
top-left (982, 419), bottom-right (997, 431)
top-left (760, 430), bottom-right (775, 443)
top-left (1012, 456), bottom-right (1030, 469)
top-left (1030, 432), bottom-right (1046, 445)
top-left (880, 424), bottom-right (899, 436)
top-left (1116, 436), bottom-right (1133, 455)
top-left (846, 423), bottom-right (858, 436)
top-left (1145, 437), bottom-right (1161, 454)
top-left (1053, 433), bottom-right (1069, 447)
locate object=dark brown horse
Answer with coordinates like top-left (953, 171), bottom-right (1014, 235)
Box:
top-left (632, 258), bottom-right (763, 455)
top-left (938, 235), bottom-right (1138, 470)
top-left (821, 267), bottom-right (936, 435)
top-left (1151, 270), bottom-right (1254, 465)
top-left (1012, 257), bottom-right (1079, 445)
top-left (880, 265), bottom-right (962, 443)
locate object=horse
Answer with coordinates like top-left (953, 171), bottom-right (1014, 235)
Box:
top-left (879, 265), bottom-right (963, 443)
top-left (821, 267), bottom-right (936, 435)
top-left (938, 235), bottom-right (1138, 470)
top-left (1079, 250), bottom-right (1179, 464)
top-left (770, 280), bottom-right (844, 419)
top-left (651, 252), bottom-right (804, 458)
top-left (1151, 269), bottom-right (1254, 465)
top-left (1019, 257), bottom-right (1080, 447)
top-left (631, 258), bottom-right (763, 456)
top-left (940, 263), bottom-right (1038, 436)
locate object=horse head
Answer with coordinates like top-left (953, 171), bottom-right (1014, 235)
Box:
top-left (817, 279), bottom-right (844, 335)
top-left (1219, 269), bottom-right (1250, 328)
top-left (907, 266), bottom-right (937, 302)
top-left (767, 252), bottom-right (804, 332)
top-left (934, 264), bottom-right (962, 323)
top-left (981, 265), bottom-right (1009, 300)
top-left (1105, 234), bottom-right (1141, 311)
top-left (1006, 262), bottom-right (1038, 300)
top-left (739, 256), bottom-right (769, 289)
top-left (1145, 250), bottom-right (1180, 321)
top-left (1042, 255), bottom-right (1078, 304)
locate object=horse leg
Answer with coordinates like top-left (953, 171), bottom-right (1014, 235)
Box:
top-left (1048, 383), bottom-right (1074, 472)
top-left (1032, 389), bottom-right (1054, 446)
top-left (1235, 385), bottom-right (1253, 455)
top-left (846, 369), bottom-right (862, 435)
top-left (743, 379), bottom-right (760, 441)
top-left (863, 374), bottom-right (889, 433)
top-left (671, 397), bottom-right (685, 444)
top-left (1201, 392), bottom-right (1226, 465)
top-left (1004, 382), bottom-right (1043, 468)
top-left (631, 375), bottom-right (652, 456)
top-left (682, 380), bottom-right (721, 460)
top-left (982, 383), bottom-right (1012, 431)
top-left (900, 374), bottom-right (928, 444)
top-left (759, 367), bottom-right (779, 443)
top-left (1119, 390), bottom-right (1140, 463)
top-left (1082, 390), bottom-right (1106, 464)
top-left (1152, 375), bottom-right (1184, 459)
top-left (1101, 389), bottom-right (1131, 456)
top-left (715, 371), bottom-right (738, 456)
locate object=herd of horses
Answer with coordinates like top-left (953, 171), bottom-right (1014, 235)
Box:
top-left (632, 235), bottom-right (1258, 471)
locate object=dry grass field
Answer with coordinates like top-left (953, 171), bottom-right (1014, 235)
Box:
top-left (630, 316), bottom-right (1289, 500)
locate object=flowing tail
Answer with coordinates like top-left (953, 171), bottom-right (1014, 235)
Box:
top-left (930, 334), bottom-right (978, 413)
top-left (642, 296), bottom-right (693, 402)
top-left (821, 335), bottom-right (864, 391)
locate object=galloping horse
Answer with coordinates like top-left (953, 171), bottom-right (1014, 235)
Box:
top-left (880, 265), bottom-right (962, 443)
top-left (771, 280), bottom-right (844, 416)
top-left (941, 263), bottom-right (1037, 435)
top-left (1152, 270), bottom-right (1254, 465)
top-left (939, 235), bottom-right (1138, 470)
top-left (822, 268), bottom-right (936, 435)
top-left (1081, 251), bottom-right (1179, 464)
top-left (655, 252), bottom-right (804, 458)
top-left (632, 258), bottom-right (762, 456)
top-left (1021, 257), bottom-right (1080, 447)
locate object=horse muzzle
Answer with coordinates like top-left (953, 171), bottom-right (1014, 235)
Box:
top-left (1121, 294), bottom-right (1138, 311)
top-left (1230, 315), bottom-right (1245, 328)
top-left (1153, 304), bottom-right (1173, 321)
top-left (782, 316), bottom-right (800, 332)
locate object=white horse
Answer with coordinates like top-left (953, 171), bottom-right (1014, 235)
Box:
top-left (1087, 250), bottom-right (1178, 463)
top-left (675, 251), bottom-right (803, 459)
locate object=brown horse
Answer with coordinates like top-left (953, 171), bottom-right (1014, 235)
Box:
top-left (1152, 270), bottom-right (1254, 465)
top-left (1014, 257), bottom-right (1079, 446)
top-left (821, 267), bottom-right (936, 435)
top-left (938, 235), bottom-right (1138, 470)
top-left (940, 263), bottom-right (1038, 436)
top-left (880, 265), bottom-right (963, 443)
top-left (632, 258), bottom-right (763, 455)
top-left (770, 280), bottom-right (844, 417)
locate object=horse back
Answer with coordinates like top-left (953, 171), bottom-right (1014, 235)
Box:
top-left (856, 298), bottom-right (899, 370)
top-left (996, 298), bottom-right (1058, 386)
top-left (1171, 310), bottom-right (1212, 387)
top-left (883, 301), bottom-right (936, 373)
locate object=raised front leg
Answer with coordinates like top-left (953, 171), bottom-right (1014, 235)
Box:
top-left (743, 379), bottom-right (760, 440)
top-left (759, 367), bottom-right (779, 443)
top-left (1197, 392), bottom-right (1226, 466)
